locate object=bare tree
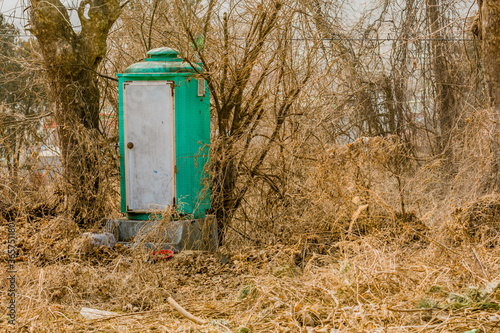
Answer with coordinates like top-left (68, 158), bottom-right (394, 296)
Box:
top-left (167, 0), bottom-right (319, 243)
top-left (426, 0), bottom-right (457, 173)
top-left (474, 0), bottom-right (500, 190)
top-left (28, 0), bottom-right (123, 223)
top-left (0, 15), bottom-right (46, 181)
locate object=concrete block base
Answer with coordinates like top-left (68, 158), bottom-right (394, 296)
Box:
top-left (105, 216), bottom-right (218, 252)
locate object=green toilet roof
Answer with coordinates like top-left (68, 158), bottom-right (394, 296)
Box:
top-left (123, 47), bottom-right (200, 74)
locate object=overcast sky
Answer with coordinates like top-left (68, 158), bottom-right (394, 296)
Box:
top-left (0, 0), bottom-right (369, 36)
top-left (1, 0), bottom-right (28, 30)
top-left (1, 0), bottom-right (82, 33)
top-left (1, 0), bottom-right (476, 39)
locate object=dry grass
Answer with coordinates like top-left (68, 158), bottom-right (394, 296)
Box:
top-left (3, 128), bottom-right (500, 332)
top-left (1, 1), bottom-right (498, 332)
top-left (2, 208), bottom-right (500, 332)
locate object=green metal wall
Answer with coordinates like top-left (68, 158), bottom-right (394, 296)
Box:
top-left (117, 48), bottom-right (210, 220)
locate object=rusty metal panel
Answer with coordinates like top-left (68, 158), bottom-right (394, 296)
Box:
top-left (124, 81), bottom-right (175, 212)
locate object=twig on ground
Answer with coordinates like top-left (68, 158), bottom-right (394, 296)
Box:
top-left (167, 297), bottom-right (207, 325)
top-left (166, 297), bottom-right (233, 332)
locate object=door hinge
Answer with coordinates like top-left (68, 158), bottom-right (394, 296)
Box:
top-left (171, 82), bottom-right (176, 96)
top-left (174, 165), bottom-right (178, 174)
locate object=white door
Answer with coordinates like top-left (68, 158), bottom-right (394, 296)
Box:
top-left (123, 81), bottom-right (175, 212)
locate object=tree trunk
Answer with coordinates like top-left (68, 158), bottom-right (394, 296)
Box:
top-left (426, 0), bottom-right (457, 173)
top-left (29, 0), bottom-right (121, 223)
top-left (211, 140), bottom-right (237, 245)
top-left (477, 0), bottom-right (500, 190)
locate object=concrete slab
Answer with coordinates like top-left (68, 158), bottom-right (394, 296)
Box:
top-left (105, 216), bottom-right (218, 252)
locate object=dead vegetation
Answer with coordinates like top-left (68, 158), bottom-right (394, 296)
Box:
top-left (452, 194), bottom-right (500, 246)
top-left (3, 0), bottom-right (500, 332)
top-left (3, 150), bottom-right (500, 332)
top-left (3, 212), bottom-right (500, 332)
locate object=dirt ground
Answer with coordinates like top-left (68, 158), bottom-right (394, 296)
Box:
top-left (2, 212), bottom-right (500, 333)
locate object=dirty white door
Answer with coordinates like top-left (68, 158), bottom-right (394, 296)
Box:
top-left (123, 81), bottom-right (175, 212)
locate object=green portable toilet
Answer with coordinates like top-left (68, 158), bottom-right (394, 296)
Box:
top-left (117, 47), bottom-right (210, 220)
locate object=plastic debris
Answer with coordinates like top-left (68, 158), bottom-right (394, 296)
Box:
top-left (80, 307), bottom-right (116, 320)
top-left (148, 249), bottom-right (174, 263)
top-left (82, 232), bottom-right (117, 248)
